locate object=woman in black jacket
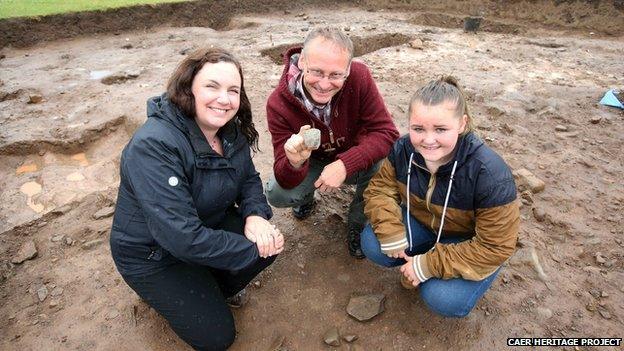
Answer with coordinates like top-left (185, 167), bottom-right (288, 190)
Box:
top-left (110, 48), bottom-right (283, 351)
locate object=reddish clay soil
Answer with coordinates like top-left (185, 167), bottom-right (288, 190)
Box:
top-left (1, 1), bottom-right (623, 350)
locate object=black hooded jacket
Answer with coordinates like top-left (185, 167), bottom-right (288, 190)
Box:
top-left (110, 94), bottom-right (272, 277)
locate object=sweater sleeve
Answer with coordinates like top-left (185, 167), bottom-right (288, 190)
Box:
top-left (266, 99), bottom-right (310, 189)
top-left (416, 178), bottom-right (519, 281)
top-left (336, 64), bottom-right (399, 177)
top-left (123, 135), bottom-right (260, 271)
top-left (363, 157), bottom-right (408, 255)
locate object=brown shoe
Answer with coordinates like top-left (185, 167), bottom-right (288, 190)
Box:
top-left (225, 288), bottom-right (249, 308)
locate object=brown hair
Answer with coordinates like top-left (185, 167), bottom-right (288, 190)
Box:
top-left (408, 76), bottom-right (474, 135)
top-left (167, 47), bottom-right (259, 151)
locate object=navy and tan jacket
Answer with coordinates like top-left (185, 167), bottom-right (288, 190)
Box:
top-left (364, 132), bottom-right (519, 281)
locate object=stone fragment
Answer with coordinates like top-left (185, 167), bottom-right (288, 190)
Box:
top-left (509, 246), bottom-right (547, 281)
top-left (487, 105), bottom-right (506, 118)
top-left (599, 310), bottom-right (611, 319)
top-left (253, 280), bottom-right (261, 288)
top-left (513, 168), bottom-right (546, 194)
top-left (595, 252), bottom-right (606, 264)
top-left (536, 307), bottom-right (552, 319)
top-left (93, 206), bottom-right (115, 220)
top-left (51, 235), bottom-right (64, 243)
top-left (323, 327), bottom-right (340, 346)
top-left (590, 116), bottom-right (602, 124)
top-left (346, 294), bottom-right (385, 321)
top-left (343, 334), bottom-right (358, 343)
top-left (37, 286), bottom-right (48, 302)
top-left (64, 236), bottom-right (74, 246)
top-left (532, 207), bottom-right (546, 222)
top-left (554, 125), bottom-right (568, 132)
top-left (28, 94), bottom-right (43, 104)
top-left (50, 287), bottom-right (64, 297)
top-left (82, 239), bottom-right (104, 250)
top-left (12, 240), bottom-right (38, 264)
top-left (409, 38), bottom-right (424, 49)
top-left (303, 128), bottom-right (321, 149)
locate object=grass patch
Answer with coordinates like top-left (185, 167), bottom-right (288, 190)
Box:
top-left (0, 0), bottom-right (191, 19)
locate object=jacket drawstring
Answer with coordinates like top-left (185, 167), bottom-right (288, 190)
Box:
top-left (406, 152), bottom-right (459, 252)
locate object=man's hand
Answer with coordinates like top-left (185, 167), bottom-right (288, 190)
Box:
top-left (244, 215), bottom-right (284, 258)
top-left (314, 159), bottom-right (347, 192)
top-left (400, 256), bottom-right (420, 288)
top-left (284, 125), bottom-right (314, 169)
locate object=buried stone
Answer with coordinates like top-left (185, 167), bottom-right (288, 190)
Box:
top-left (346, 293), bottom-right (385, 322)
top-left (12, 240), bottom-right (38, 264)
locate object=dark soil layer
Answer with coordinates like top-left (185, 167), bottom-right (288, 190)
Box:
top-left (1, 0), bottom-right (623, 49)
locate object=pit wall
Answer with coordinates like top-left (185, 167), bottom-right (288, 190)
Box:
top-left (0, 0), bottom-right (623, 49)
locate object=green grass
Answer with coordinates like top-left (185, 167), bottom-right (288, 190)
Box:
top-left (0, 0), bottom-right (191, 19)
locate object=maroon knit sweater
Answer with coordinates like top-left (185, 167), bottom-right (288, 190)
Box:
top-left (266, 47), bottom-right (399, 189)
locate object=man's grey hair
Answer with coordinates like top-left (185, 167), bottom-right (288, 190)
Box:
top-left (302, 27), bottom-right (354, 60)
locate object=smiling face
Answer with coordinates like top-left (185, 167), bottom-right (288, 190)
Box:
top-left (409, 101), bottom-right (467, 171)
top-left (191, 61), bottom-right (241, 134)
top-left (298, 37), bottom-right (350, 105)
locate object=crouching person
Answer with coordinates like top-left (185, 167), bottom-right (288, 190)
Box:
top-left (362, 76), bottom-right (519, 317)
top-left (110, 48), bottom-right (283, 350)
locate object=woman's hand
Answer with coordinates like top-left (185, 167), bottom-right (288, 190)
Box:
top-left (244, 215), bottom-right (284, 258)
top-left (400, 256), bottom-right (420, 288)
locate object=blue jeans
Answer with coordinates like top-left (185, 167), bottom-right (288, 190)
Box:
top-left (360, 207), bottom-right (500, 318)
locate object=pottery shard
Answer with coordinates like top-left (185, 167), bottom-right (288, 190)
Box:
top-left (93, 206), bottom-right (115, 220)
top-left (513, 168), bottom-right (545, 194)
top-left (346, 294), bottom-right (385, 322)
top-left (323, 327), bottom-right (340, 347)
top-left (12, 240), bottom-right (38, 264)
top-left (303, 128), bottom-right (321, 149)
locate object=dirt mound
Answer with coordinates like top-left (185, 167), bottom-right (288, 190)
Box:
top-left (1, 2), bottom-right (623, 351)
top-left (1, 0), bottom-right (623, 49)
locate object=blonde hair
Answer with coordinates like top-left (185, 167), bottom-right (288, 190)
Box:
top-left (408, 76), bottom-right (474, 135)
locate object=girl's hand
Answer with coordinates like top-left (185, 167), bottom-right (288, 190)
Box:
top-left (245, 215), bottom-right (284, 258)
top-left (400, 256), bottom-right (420, 288)
top-left (389, 250), bottom-right (408, 259)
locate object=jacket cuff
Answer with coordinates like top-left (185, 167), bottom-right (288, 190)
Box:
top-left (412, 254), bottom-right (432, 283)
top-left (379, 234), bottom-right (408, 255)
top-left (276, 159), bottom-right (309, 189)
top-left (242, 206), bottom-right (273, 221)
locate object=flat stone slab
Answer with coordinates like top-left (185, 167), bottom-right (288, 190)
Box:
top-left (12, 240), bottom-right (38, 264)
top-left (346, 293), bottom-right (385, 322)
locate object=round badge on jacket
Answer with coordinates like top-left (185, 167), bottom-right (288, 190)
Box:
top-left (168, 176), bottom-right (179, 186)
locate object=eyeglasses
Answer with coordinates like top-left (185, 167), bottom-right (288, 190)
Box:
top-left (303, 59), bottom-right (349, 82)
top-left (305, 68), bottom-right (349, 82)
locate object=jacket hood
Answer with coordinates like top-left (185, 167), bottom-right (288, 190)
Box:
top-left (147, 93), bottom-right (189, 135)
top-left (146, 93), bottom-right (245, 157)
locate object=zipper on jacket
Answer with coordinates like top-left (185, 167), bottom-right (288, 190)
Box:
top-left (425, 174), bottom-right (437, 230)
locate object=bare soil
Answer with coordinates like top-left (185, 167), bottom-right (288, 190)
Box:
top-left (1, 1), bottom-right (623, 350)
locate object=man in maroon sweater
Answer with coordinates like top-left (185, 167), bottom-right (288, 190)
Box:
top-left (265, 27), bottom-right (399, 258)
